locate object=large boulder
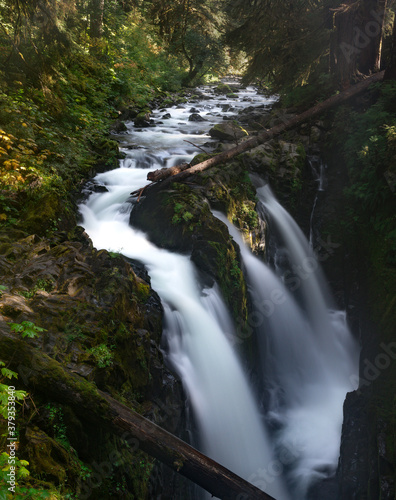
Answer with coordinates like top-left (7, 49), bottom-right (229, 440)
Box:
top-left (209, 122), bottom-right (248, 142)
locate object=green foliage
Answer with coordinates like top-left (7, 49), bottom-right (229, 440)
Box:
top-left (145, 0), bottom-right (229, 84)
top-left (0, 4), bottom-right (187, 231)
top-left (87, 344), bottom-right (114, 368)
top-left (332, 81), bottom-right (396, 264)
top-left (171, 200), bottom-right (196, 229)
top-left (226, 0), bottom-right (332, 90)
top-left (8, 321), bottom-right (46, 339)
top-left (45, 403), bottom-right (70, 450)
top-left (19, 278), bottom-right (55, 299)
top-left (0, 361), bottom-right (27, 419)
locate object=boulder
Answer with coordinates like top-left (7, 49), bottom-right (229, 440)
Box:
top-left (214, 83), bottom-right (233, 95)
top-left (110, 120), bottom-right (127, 133)
top-left (134, 111), bottom-right (151, 128)
top-left (188, 113), bottom-right (206, 122)
top-left (209, 123), bottom-right (248, 142)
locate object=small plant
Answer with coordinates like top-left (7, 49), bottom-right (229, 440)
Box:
top-left (0, 284), bottom-right (7, 297)
top-left (45, 403), bottom-right (70, 450)
top-left (87, 344), bottom-right (114, 368)
top-left (0, 361), bottom-right (27, 418)
top-left (20, 278), bottom-right (55, 298)
top-left (8, 321), bottom-right (47, 339)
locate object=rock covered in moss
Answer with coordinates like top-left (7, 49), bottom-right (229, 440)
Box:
top-left (209, 122), bottom-right (248, 142)
top-left (0, 227), bottom-right (186, 498)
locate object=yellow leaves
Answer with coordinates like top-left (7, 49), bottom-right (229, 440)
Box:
top-left (3, 159), bottom-right (20, 170)
top-left (0, 214), bottom-right (7, 221)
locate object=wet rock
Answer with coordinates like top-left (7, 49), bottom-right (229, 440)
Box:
top-left (162, 113), bottom-right (172, 119)
top-left (214, 83), bottom-right (233, 94)
top-left (134, 111), bottom-right (151, 128)
top-left (188, 113), bottom-right (206, 122)
top-left (119, 106), bottom-right (140, 121)
top-left (209, 122), bottom-right (248, 142)
top-left (110, 120), bottom-right (127, 133)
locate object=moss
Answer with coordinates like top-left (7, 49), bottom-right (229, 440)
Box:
top-left (136, 282), bottom-right (150, 303)
top-left (214, 83), bottom-right (233, 94)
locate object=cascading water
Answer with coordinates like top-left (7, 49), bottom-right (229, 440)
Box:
top-left (213, 183), bottom-right (359, 497)
top-left (79, 81), bottom-right (358, 500)
top-left (79, 84), bottom-right (288, 499)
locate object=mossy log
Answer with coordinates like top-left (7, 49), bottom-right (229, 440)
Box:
top-left (0, 326), bottom-right (275, 500)
top-left (133, 71), bottom-right (384, 193)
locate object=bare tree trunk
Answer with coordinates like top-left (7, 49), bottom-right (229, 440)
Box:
top-left (358, 0), bottom-right (387, 74)
top-left (385, 16), bottom-right (396, 80)
top-left (330, 0), bottom-right (387, 87)
top-left (330, 0), bottom-right (360, 87)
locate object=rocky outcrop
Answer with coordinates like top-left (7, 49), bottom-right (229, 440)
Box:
top-left (0, 227), bottom-right (185, 498)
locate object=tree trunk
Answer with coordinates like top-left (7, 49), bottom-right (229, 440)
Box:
top-left (330, 0), bottom-right (387, 87)
top-left (385, 16), bottom-right (396, 80)
top-left (0, 327), bottom-right (276, 500)
top-left (135, 70), bottom-right (384, 191)
top-left (358, 0), bottom-right (387, 74)
top-left (90, 0), bottom-right (104, 38)
top-left (330, 0), bottom-right (360, 87)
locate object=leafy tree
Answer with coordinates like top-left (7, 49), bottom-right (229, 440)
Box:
top-left (226, 0), bottom-right (392, 90)
top-left (144, 0), bottom-right (229, 84)
top-left (226, 0), bottom-right (334, 90)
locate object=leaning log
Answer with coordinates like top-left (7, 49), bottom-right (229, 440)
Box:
top-left (0, 327), bottom-right (275, 500)
top-left (137, 71), bottom-right (385, 190)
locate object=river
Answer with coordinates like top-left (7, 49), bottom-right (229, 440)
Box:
top-left (79, 82), bottom-right (359, 499)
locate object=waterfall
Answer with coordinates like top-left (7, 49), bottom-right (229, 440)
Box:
top-left (213, 185), bottom-right (359, 497)
top-left (79, 166), bottom-right (288, 499)
top-left (79, 83), bottom-right (358, 499)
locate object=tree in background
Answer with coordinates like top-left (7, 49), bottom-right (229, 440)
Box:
top-left (330, 0), bottom-right (388, 87)
top-left (226, 0), bottom-right (394, 91)
top-left (144, 0), bottom-right (229, 85)
top-left (225, 0), bottom-right (334, 91)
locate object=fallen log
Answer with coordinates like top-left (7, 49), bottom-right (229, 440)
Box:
top-left (134, 71), bottom-right (384, 193)
top-left (0, 327), bottom-right (275, 500)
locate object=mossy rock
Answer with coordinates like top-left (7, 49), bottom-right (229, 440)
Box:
top-left (130, 174), bottom-right (254, 325)
top-left (209, 123), bottom-right (248, 142)
top-left (214, 83), bottom-right (233, 95)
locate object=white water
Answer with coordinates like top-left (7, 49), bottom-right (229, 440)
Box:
top-left (79, 82), bottom-right (358, 499)
top-left (213, 187), bottom-right (359, 497)
top-left (79, 86), bottom-right (288, 499)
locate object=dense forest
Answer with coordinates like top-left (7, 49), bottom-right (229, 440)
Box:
top-left (0, 0), bottom-right (395, 499)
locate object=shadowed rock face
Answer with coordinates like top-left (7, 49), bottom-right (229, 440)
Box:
top-left (0, 227), bottom-right (186, 497)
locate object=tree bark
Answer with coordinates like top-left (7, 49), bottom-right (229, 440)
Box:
top-left (0, 327), bottom-right (276, 500)
top-left (385, 16), bottom-right (396, 80)
top-left (330, 0), bottom-right (387, 87)
top-left (136, 70), bottom-right (385, 191)
top-left (90, 0), bottom-right (104, 38)
top-left (358, 0), bottom-right (387, 74)
top-left (330, 0), bottom-right (360, 87)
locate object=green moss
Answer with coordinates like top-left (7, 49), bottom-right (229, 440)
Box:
top-left (214, 83), bottom-right (233, 94)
